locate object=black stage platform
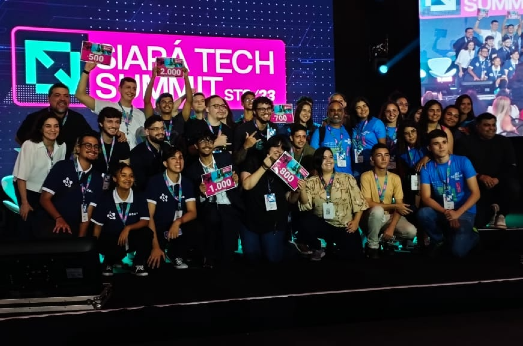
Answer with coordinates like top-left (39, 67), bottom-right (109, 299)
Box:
top-left (1, 247), bottom-right (523, 345)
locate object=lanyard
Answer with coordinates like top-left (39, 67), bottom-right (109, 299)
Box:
top-left (254, 120), bottom-right (272, 139)
top-left (206, 120), bottom-right (222, 136)
top-left (47, 108), bottom-right (68, 126)
top-left (290, 147), bottom-right (304, 163)
top-left (386, 126), bottom-right (397, 152)
top-left (407, 147), bottom-right (421, 167)
top-left (74, 160), bottom-right (92, 206)
top-left (327, 126), bottom-right (344, 152)
top-left (320, 173), bottom-right (335, 202)
top-left (145, 140), bottom-right (161, 157)
top-left (46, 146), bottom-right (54, 166)
top-left (115, 202), bottom-right (131, 225)
top-left (374, 172), bottom-right (388, 203)
top-left (435, 156), bottom-right (452, 189)
top-left (118, 102), bottom-right (133, 135)
top-left (355, 120), bottom-right (368, 150)
top-left (100, 135), bottom-right (115, 172)
top-left (200, 158), bottom-right (217, 173)
top-left (163, 172), bottom-right (183, 210)
top-left (164, 119), bottom-right (173, 141)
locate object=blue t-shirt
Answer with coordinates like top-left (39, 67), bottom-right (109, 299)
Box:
top-left (351, 117), bottom-right (386, 175)
top-left (42, 159), bottom-right (103, 230)
top-left (310, 125), bottom-right (353, 174)
top-left (399, 147), bottom-right (427, 169)
top-left (146, 173), bottom-right (196, 234)
top-left (91, 189), bottom-right (149, 234)
top-left (385, 126), bottom-right (398, 157)
top-left (420, 155), bottom-right (477, 214)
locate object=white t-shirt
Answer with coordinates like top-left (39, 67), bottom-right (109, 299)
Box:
top-left (13, 140), bottom-right (67, 193)
top-left (94, 100), bottom-right (146, 149)
top-left (480, 30), bottom-right (502, 49)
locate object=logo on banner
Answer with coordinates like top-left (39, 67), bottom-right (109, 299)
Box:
top-left (424, 0), bottom-right (457, 12)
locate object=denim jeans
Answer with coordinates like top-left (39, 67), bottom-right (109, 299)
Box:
top-left (240, 227), bottom-right (286, 263)
top-left (417, 207), bottom-right (478, 258)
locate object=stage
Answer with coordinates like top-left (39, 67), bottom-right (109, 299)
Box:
top-left (1, 247), bottom-right (523, 345)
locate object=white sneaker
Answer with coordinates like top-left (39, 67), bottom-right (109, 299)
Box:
top-left (173, 257), bottom-right (188, 269)
top-left (487, 204), bottom-right (500, 228)
top-left (132, 265), bottom-right (148, 277)
top-left (495, 214), bottom-right (507, 229)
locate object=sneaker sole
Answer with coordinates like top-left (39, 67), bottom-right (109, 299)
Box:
top-left (102, 272), bottom-right (113, 277)
top-left (133, 272), bottom-right (149, 277)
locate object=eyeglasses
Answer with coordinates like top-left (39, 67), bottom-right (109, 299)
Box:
top-left (148, 127), bottom-right (165, 132)
top-left (198, 138), bottom-right (215, 144)
top-left (81, 143), bottom-right (100, 151)
top-left (210, 104), bottom-right (228, 110)
top-left (256, 107), bottom-right (273, 113)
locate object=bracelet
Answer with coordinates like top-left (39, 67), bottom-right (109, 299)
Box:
top-left (82, 69), bottom-right (90, 75)
top-left (261, 164), bottom-right (268, 170)
top-left (55, 216), bottom-right (63, 220)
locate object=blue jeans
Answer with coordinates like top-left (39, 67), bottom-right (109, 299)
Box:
top-left (240, 227), bottom-right (286, 263)
top-left (417, 207), bottom-right (478, 258)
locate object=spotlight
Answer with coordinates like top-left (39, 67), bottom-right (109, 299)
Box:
top-left (378, 65), bottom-right (388, 74)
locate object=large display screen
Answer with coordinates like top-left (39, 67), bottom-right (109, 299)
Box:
top-left (419, 0), bottom-right (523, 136)
top-left (0, 0), bottom-right (335, 178)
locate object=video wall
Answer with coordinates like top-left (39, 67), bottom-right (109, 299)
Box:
top-left (0, 0), bottom-right (335, 178)
top-left (419, 0), bottom-right (523, 136)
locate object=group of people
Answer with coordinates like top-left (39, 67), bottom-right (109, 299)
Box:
top-left (9, 57), bottom-right (521, 277)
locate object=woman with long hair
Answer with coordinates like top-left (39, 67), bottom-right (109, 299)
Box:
top-left (491, 95), bottom-right (523, 135)
top-left (12, 112), bottom-right (67, 238)
top-left (378, 101), bottom-right (402, 171)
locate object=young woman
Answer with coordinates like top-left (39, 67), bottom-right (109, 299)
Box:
top-left (440, 105), bottom-right (465, 141)
top-left (12, 113), bottom-right (66, 238)
top-left (379, 101), bottom-right (402, 171)
top-left (454, 94), bottom-right (475, 128)
top-left (240, 135), bottom-right (300, 263)
top-left (297, 147), bottom-right (368, 261)
top-left (456, 41), bottom-right (476, 80)
top-left (279, 101), bottom-right (319, 142)
top-left (91, 163), bottom-right (152, 277)
top-left (418, 100), bottom-right (454, 153)
top-left (347, 96), bottom-right (386, 177)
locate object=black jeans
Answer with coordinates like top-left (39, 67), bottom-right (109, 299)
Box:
top-left (98, 227), bottom-right (153, 265)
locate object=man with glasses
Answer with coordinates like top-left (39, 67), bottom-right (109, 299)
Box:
top-left (236, 91), bottom-right (256, 125)
top-left (39, 132), bottom-right (103, 237)
top-left (233, 96), bottom-right (278, 168)
top-left (130, 115), bottom-right (171, 191)
top-left (465, 46), bottom-right (491, 81)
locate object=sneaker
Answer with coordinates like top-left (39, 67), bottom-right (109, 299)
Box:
top-left (203, 257), bottom-right (214, 269)
top-left (132, 265), bottom-right (148, 277)
top-left (495, 214), bottom-right (507, 229)
top-left (173, 257), bottom-right (188, 269)
top-left (290, 241), bottom-right (313, 255)
top-left (365, 246), bottom-right (379, 260)
top-left (310, 249), bottom-right (325, 261)
top-left (487, 204), bottom-right (500, 228)
top-left (102, 265), bottom-right (113, 277)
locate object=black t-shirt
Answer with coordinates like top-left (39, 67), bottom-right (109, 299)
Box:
top-left (163, 115), bottom-right (185, 147)
top-left (93, 133), bottom-right (131, 175)
top-left (242, 154), bottom-right (290, 234)
top-left (16, 108), bottom-right (92, 158)
top-left (129, 140), bottom-right (170, 191)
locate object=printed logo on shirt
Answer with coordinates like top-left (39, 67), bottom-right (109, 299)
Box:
top-left (452, 172), bottom-right (462, 180)
top-left (63, 177), bottom-right (72, 187)
top-left (160, 193), bottom-right (168, 202)
top-left (107, 212), bottom-right (116, 220)
top-left (129, 212), bottom-right (138, 216)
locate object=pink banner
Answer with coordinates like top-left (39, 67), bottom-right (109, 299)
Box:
top-left (80, 41), bottom-right (112, 65)
top-left (270, 151), bottom-right (309, 191)
top-left (462, 0), bottom-right (522, 17)
top-left (201, 165), bottom-right (237, 197)
top-left (270, 104), bottom-right (294, 124)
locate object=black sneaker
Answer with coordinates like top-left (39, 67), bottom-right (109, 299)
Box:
top-left (132, 265), bottom-right (148, 277)
top-left (102, 265), bottom-right (113, 276)
top-left (365, 246), bottom-right (379, 260)
top-left (203, 258), bottom-right (214, 269)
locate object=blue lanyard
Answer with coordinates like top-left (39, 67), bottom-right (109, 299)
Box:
top-left (206, 120), bottom-right (222, 136)
top-left (100, 135), bottom-right (115, 172)
top-left (118, 102), bottom-right (133, 135)
top-left (374, 172), bottom-right (388, 203)
top-left (327, 126), bottom-right (344, 152)
top-left (435, 156), bottom-right (452, 189)
top-left (74, 160), bottom-right (92, 206)
top-left (115, 202), bottom-right (131, 225)
top-left (163, 172), bottom-right (183, 210)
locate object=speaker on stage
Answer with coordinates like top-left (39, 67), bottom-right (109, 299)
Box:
top-left (0, 237), bottom-right (103, 299)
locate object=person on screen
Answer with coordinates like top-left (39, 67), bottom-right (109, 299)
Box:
top-left (91, 163), bottom-right (152, 277)
top-left (39, 132), bottom-right (103, 238)
top-left (483, 36), bottom-right (498, 60)
top-left (185, 131), bottom-right (243, 269)
top-left (455, 113), bottom-right (520, 229)
top-left (456, 41), bottom-right (476, 81)
top-left (501, 17), bottom-right (521, 51)
top-left (453, 27), bottom-right (482, 57)
top-left (236, 91), bottom-right (256, 125)
top-left (465, 46), bottom-right (491, 81)
top-left (487, 56), bottom-right (508, 89)
top-left (297, 147), bottom-right (368, 261)
top-left (12, 113), bottom-right (66, 239)
top-left (417, 130), bottom-right (480, 258)
top-left (503, 50), bottom-right (519, 79)
top-left (359, 144), bottom-right (417, 259)
top-left (498, 35), bottom-right (514, 63)
top-left (75, 61), bottom-right (146, 149)
top-left (474, 18), bottom-right (502, 49)
top-left (16, 83), bottom-right (92, 159)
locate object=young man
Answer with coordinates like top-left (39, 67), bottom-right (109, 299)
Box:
top-left (418, 130), bottom-right (480, 258)
top-left (143, 65), bottom-right (192, 147)
top-left (310, 100), bottom-right (353, 175)
top-left (146, 146), bottom-right (197, 269)
top-left (40, 132), bottom-right (103, 237)
top-left (289, 124), bottom-right (315, 173)
top-left (129, 115), bottom-right (171, 191)
top-left (360, 143), bottom-right (417, 259)
top-left (93, 107), bottom-right (131, 190)
top-left (474, 18), bottom-right (502, 49)
top-left (16, 83), bottom-right (92, 158)
top-left (455, 113), bottom-right (520, 229)
top-left (236, 91), bottom-right (255, 125)
top-left (75, 61), bottom-right (146, 149)
top-left (185, 131), bottom-right (243, 268)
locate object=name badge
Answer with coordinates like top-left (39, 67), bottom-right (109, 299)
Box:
top-left (323, 202), bottom-right (335, 220)
top-left (443, 193), bottom-right (454, 210)
top-left (264, 193), bottom-right (277, 211)
top-left (337, 152), bottom-right (347, 167)
top-left (102, 173), bottom-right (111, 191)
top-left (173, 209), bottom-right (183, 221)
top-left (81, 204), bottom-right (89, 222)
top-left (410, 174), bottom-right (420, 191)
top-left (354, 149), bottom-right (363, 163)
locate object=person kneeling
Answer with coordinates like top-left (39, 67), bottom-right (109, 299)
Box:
top-left (417, 130), bottom-right (480, 258)
top-left (91, 163), bottom-right (152, 276)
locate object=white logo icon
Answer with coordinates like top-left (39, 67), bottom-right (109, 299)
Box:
top-left (63, 177), bottom-right (72, 187)
top-left (160, 193), bottom-right (168, 202)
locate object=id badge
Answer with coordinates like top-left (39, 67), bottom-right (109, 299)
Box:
top-left (337, 152), bottom-right (347, 167)
top-left (443, 193), bottom-right (454, 210)
top-left (264, 193), bottom-right (277, 211)
top-left (81, 204), bottom-right (88, 222)
top-left (354, 149), bottom-right (363, 163)
top-left (173, 209), bottom-right (183, 221)
top-left (323, 202), bottom-right (335, 220)
top-left (267, 127), bottom-right (275, 140)
top-left (410, 174), bottom-right (420, 191)
top-left (102, 173), bottom-right (111, 190)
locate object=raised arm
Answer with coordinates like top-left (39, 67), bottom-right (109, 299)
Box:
top-left (75, 62), bottom-right (97, 111)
